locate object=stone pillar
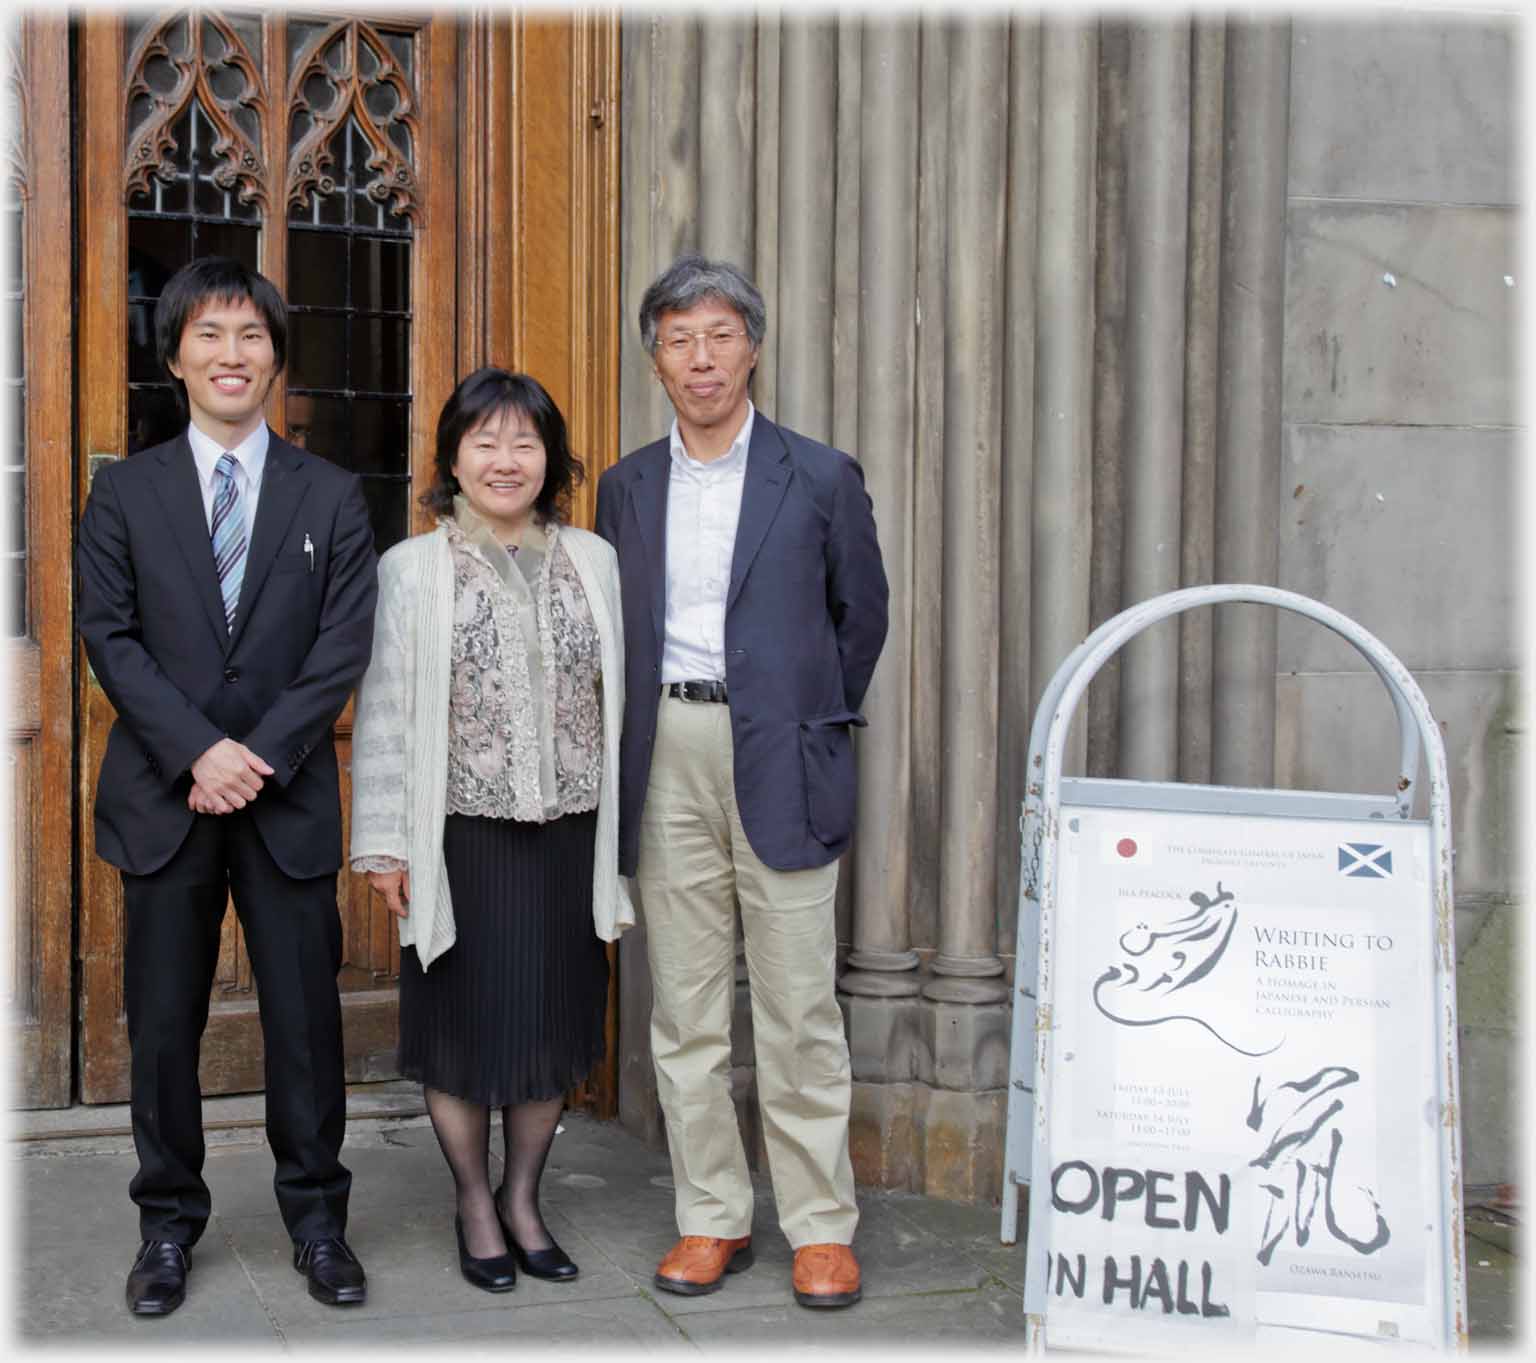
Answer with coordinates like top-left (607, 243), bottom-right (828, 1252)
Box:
top-left (1118, 22), bottom-right (1191, 781)
top-left (1029, 19), bottom-right (1098, 774)
top-left (908, 14), bottom-right (948, 956)
top-left (830, 17), bottom-right (863, 461)
top-left (995, 13), bottom-right (1040, 960)
top-left (698, 18), bottom-right (756, 266)
top-left (843, 20), bottom-right (922, 1001)
top-left (925, 18), bottom-right (1009, 1006)
top-left (775, 18), bottom-right (836, 440)
top-left (1213, 19), bottom-right (1290, 787)
top-left (751, 17), bottom-right (781, 413)
top-left (1176, 18), bottom-right (1227, 786)
top-left (1084, 21), bottom-right (1129, 780)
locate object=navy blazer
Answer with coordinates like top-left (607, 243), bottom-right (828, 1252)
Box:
top-left (595, 414), bottom-right (889, 875)
top-left (76, 430), bottom-right (378, 879)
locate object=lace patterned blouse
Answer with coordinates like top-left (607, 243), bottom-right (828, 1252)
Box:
top-left (443, 498), bottom-right (603, 822)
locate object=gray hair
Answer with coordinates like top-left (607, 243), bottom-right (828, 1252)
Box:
top-left (638, 253), bottom-right (768, 354)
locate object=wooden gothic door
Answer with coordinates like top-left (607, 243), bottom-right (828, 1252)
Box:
top-left (68, 8), bottom-right (622, 1111)
top-left (74, 9), bottom-right (459, 1102)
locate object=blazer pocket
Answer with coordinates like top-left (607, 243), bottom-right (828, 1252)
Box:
top-left (797, 710), bottom-right (867, 846)
top-left (271, 550), bottom-right (311, 575)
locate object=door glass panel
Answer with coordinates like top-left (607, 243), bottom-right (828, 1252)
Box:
top-left (352, 316), bottom-right (409, 392)
top-left (3, 198), bottom-right (20, 293)
top-left (357, 474), bottom-right (410, 551)
top-left (289, 231), bottom-right (348, 309)
top-left (350, 237), bottom-right (410, 311)
top-left (127, 101), bottom-right (261, 454)
top-left (288, 311), bottom-right (348, 390)
top-left (3, 466), bottom-right (24, 559)
top-left (2, 198), bottom-right (24, 637)
top-left (348, 396), bottom-right (412, 477)
top-left (289, 109), bottom-right (415, 557)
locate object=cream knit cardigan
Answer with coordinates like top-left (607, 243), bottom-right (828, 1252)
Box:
top-left (349, 523), bottom-right (634, 970)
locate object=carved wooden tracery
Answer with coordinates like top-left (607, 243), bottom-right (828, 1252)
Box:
top-left (287, 19), bottom-right (421, 222)
top-left (123, 11), bottom-right (268, 208)
top-left (4, 33), bottom-right (28, 201)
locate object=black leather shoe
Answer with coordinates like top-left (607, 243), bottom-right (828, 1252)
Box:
top-left (126, 1240), bottom-right (190, 1316)
top-left (493, 1185), bottom-right (577, 1281)
top-left (455, 1216), bottom-right (517, 1292)
top-left (511, 1238), bottom-right (578, 1281)
top-left (293, 1236), bottom-right (367, 1305)
top-left (491, 1186), bottom-right (577, 1284)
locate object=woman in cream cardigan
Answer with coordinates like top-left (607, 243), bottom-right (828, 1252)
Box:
top-left (350, 368), bottom-right (632, 1292)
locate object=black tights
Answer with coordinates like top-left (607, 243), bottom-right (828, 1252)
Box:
top-left (423, 1087), bottom-right (564, 1259)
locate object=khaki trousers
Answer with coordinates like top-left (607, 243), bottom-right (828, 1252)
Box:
top-left (636, 694), bottom-right (859, 1249)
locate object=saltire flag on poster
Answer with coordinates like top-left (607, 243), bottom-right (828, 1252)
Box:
top-left (1338, 842), bottom-right (1393, 878)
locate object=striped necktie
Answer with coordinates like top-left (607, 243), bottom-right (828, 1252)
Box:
top-left (211, 452), bottom-right (246, 632)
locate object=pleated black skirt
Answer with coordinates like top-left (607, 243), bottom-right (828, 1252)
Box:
top-left (397, 810), bottom-right (608, 1107)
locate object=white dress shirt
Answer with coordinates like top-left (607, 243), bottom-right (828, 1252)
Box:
top-left (187, 419), bottom-right (267, 544)
top-left (661, 403), bottom-right (755, 684)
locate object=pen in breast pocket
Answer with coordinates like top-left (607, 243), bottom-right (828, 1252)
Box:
top-left (304, 533), bottom-right (314, 573)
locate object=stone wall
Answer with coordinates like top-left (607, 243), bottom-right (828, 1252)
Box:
top-left (1276, 15), bottom-right (1521, 1188)
top-left (615, 10), bottom-right (1521, 1201)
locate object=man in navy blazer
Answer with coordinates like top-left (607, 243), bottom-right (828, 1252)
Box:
top-left (596, 254), bottom-right (888, 1308)
top-left (76, 258), bottom-right (376, 1316)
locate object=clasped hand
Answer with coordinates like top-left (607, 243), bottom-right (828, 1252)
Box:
top-left (187, 737), bottom-right (275, 814)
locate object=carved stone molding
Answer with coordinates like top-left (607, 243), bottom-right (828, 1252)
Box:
top-left (287, 19), bottom-right (420, 222)
top-left (841, 946), bottom-right (924, 998)
top-left (124, 10), bottom-right (268, 208)
top-left (839, 969), bottom-right (924, 999)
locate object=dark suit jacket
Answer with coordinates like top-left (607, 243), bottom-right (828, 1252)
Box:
top-left (595, 413), bottom-right (888, 875)
top-left (76, 429), bottom-right (378, 879)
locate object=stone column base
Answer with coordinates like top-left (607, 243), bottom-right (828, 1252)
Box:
top-left (849, 1081), bottom-right (1009, 1204)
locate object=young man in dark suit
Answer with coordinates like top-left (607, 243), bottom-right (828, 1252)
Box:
top-left (596, 254), bottom-right (888, 1308)
top-left (76, 258), bottom-right (378, 1316)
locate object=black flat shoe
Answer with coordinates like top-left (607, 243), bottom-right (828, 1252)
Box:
top-left (293, 1236), bottom-right (367, 1306)
top-left (511, 1238), bottom-right (579, 1281)
top-left (456, 1216), bottom-right (517, 1292)
top-left (492, 1185), bottom-right (578, 1281)
top-left (126, 1240), bottom-right (190, 1316)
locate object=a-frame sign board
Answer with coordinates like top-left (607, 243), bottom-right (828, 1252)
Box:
top-left (1001, 586), bottom-right (1468, 1354)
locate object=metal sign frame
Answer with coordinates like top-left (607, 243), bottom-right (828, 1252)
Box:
top-left (999, 584), bottom-right (1467, 1352)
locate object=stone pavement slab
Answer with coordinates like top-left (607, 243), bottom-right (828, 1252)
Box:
top-left (16, 1231), bottom-right (283, 1345)
top-left (671, 1279), bottom-right (1032, 1347)
top-left (9, 1105), bottom-right (1523, 1352)
top-left (286, 1292), bottom-right (689, 1349)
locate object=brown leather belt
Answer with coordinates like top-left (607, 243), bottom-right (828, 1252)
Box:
top-left (665, 679), bottom-right (729, 703)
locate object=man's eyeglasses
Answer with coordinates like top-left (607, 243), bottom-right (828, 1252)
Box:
top-left (658, 326), bottom-right (748, 356)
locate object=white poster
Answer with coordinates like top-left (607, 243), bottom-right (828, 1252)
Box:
top-left (1033, 804), bottom-right (1442, 1347)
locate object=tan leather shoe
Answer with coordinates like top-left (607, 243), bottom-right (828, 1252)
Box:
top-left (792, 1242), bottom-right (862, 1307)
top-left (653, 1235), bottom-right (754, 1296)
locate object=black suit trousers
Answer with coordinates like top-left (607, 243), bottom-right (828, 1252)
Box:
top-left (122, 808), bottom-right (351, 1247)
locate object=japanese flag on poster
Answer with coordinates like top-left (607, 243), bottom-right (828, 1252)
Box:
top-left (1039, 805), bottom-right (1442, 1345)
